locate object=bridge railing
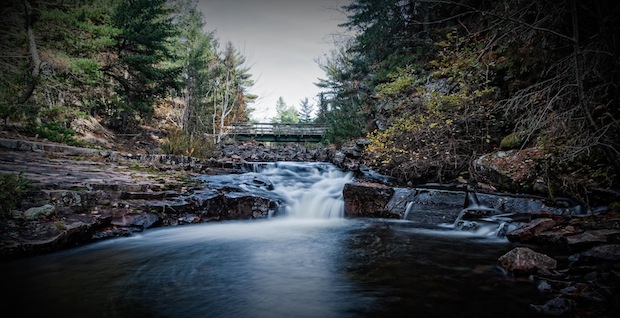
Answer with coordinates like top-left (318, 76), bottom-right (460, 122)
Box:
top-left (226, 122), bottom-right (327, 137)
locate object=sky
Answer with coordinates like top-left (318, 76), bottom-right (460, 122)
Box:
top-left (196, 0), bottom-right (351, 121)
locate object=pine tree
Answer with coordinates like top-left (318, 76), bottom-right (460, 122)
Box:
top-left (298, 97), bottom-right (314, 123)
top-left (106, 0), bottom-right (181, 128)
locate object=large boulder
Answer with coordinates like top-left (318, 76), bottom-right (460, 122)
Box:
top-left (498, 247), bottom-right (557, 274)
top-left (343, 182), bottom-right (397, 218)
top-left (474, 148), bottom-right (547, 193)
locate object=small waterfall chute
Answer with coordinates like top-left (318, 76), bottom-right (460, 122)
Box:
top-left (445, 190), bottom-right (522, 238)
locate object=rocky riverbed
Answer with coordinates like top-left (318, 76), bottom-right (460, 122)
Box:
top-left (1, 138), bottom-right (619, 317)
top-left (0, 138), bottom-right (371, 259)
top-left (343, 181), bottom-right (620, 317)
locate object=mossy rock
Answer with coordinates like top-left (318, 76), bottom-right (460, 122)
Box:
top-left (609, 202), bottom-right (620, 212)
top-left (500, 132), bottom-right (523, 150)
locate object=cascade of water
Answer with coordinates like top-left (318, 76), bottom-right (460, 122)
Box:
top-left (446, 190), bottom-right (520, 238)
top-left (403, 201), bottom-right (414, 220)
top-left (249, 162), bottom-right (353, 219)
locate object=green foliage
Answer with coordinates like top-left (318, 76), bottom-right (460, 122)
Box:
top-left (160, 129), bottom-right (218, 159)
top-left (324, 0), bottom-right (620, 199)
top-left (273, 97), bottom-right (299, 123)
top-left (0, 172), bottom-right (31, 219)
top-left (1, 0), bottom-right (256, 149)
top-left (298, 98), bottom-right (314, 123)
top-left (375, 66), bottom-right (421, 98)
top-left (30, 122), bottom-right (83, 147)
top-left (110, 0), bottom-right (182, 122)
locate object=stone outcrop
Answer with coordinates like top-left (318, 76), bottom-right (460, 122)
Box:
top-left (342, 181), bottom-right (581, 224)
top-left (343, 182), bottom-right (396, 218)
top-left (0, 142), bottom-right (279, 260)
top-left (474, 147), bottom-right (548, 194)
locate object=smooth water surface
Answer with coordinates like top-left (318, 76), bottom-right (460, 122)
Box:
top-left (2, 218), bottom-right (546, 318)
top-left (1, 163), bottom-right (546, 317)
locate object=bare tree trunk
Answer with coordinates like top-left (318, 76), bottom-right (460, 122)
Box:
top-left (217, 71), bottom-right (232, 144)
top-left (18, 0), bottom-right (42, 105)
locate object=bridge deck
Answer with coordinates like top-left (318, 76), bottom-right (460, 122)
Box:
top-left (226, 123), bottom-right (326, 142)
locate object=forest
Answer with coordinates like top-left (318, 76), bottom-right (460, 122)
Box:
top-left (1, 0), bottom-right (255, 156)
top-left (318, 0), bottom-right (619, 204)
top-left (1, 0), bottom-right (619, 204)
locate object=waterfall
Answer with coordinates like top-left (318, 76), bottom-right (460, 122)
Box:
top-left (244, 162), bottom-right (353, 219)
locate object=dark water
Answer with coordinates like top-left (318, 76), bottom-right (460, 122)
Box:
top-left (1, 163), bottom-right (547, 317)
top-left (1, 218), bottom-right (545, 318)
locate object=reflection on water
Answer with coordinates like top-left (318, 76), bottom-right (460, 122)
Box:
top-left (2, 218), bottom-right (545, 318)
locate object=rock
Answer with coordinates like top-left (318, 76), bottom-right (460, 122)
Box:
top-left (498, 247), bottom-right (557, 274)
top-left (574, 244), bottom-right (620, 263)
top-left (343, 182), bottom-right (396, 218)
top-left (111, 211), bottom-right (159, 229)
top-left (474, 147), bottom-right (547, 194)
top-left (506, 218), bottom-right (556, 242)
top-left (566, 229), bottom-right (620, 247)
top-left (22, 204), bottom-right (55, 220)
top-left (530, 297), bottom-right (575, 316)
top-left (221, 193), bottom-right (276, 220)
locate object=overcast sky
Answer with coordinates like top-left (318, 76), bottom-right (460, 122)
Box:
top-left (197, 0), bottom-right (351, 121)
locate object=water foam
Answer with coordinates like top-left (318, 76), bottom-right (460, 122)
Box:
top-left (246, 162), bottom-right (353, 219)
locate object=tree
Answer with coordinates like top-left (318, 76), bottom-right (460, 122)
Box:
top-left (298, 97), bottom-right (314, 123)
top-left (105, 0), bottom-right (181, 129)
top-left (273, 97), bottom-right (299, 123)
top-left (212, 41), bottom-right (256, 143)
top-left (314, 92), bottom-right (329, 125)
top-left (316, 42), bottom-right (367, 144)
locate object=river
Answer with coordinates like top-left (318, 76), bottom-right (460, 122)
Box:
top-left (1, 162), bottom-right (546, 317)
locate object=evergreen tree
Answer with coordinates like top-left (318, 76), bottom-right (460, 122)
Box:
top-left (298, 97), bottom-right (314, 123)
top-left (314, 92), bottom-right (329, 125)
top-left (106, 0), bottom-right (181, 128)
top-left (273, 97), bottom-right (299, 123)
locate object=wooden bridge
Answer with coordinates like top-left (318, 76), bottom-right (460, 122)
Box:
top-left (226, 122), bottom-right (327, 142)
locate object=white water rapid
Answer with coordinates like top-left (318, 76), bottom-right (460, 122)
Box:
top-left (242, 162), bottom-right (354, 219)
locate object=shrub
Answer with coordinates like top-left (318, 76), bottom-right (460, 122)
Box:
top-left (0, 172), bottom-right (31, 219)
top-left (160, 129), bottom-right (218, 159)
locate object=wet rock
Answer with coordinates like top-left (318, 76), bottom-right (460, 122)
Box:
top-left (111, 211), bottom-right (159, 229)
top-left (573, 244), bottom-right (620, 263)
top-left (498, 247), bottom-right (557, 274)
top-left (530, 297), bottom-right (575, 316)
top-left (565, 230), bottom-right (620, 247)
top-left (221, 193), bottom-right (276, 220)
top-left (506, 218), bottom-right (556, 242)
top-left (475, 148), bottom-right (548, 194)
top-left (343, 182), bottom-right (396, 218)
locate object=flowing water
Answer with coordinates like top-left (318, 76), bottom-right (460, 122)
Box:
top-left (1, 162), bottom-right (547, 318)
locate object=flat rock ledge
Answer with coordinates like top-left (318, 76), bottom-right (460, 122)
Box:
top-left (0, 140), bottom-right (278, 260)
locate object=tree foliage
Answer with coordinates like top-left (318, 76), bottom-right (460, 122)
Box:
top-left (298, 97), bottom-right (314, 123)
top-left (319, 0), bottom-right (620, 199)
top-left (273, 97), bottom-right (299, 123)
top-left (0, 0), bottom-right (256, 142)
